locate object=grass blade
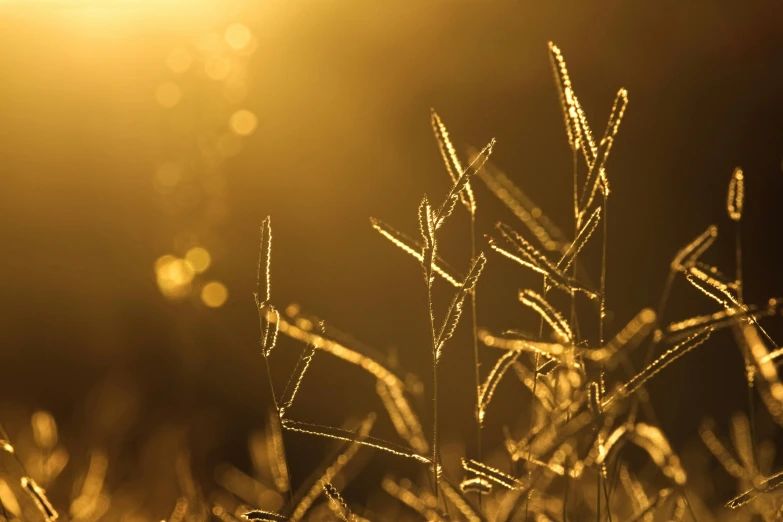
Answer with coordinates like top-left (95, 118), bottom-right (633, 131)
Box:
top-left (375, 380), bottom-right (429, 455)
top-left (434, 139), bottom-right (495, 228)
top-left (461, 458), bottom-right (526, 490)
top-left (580, 308), bottom-right (656, 367)
top-left (671, 225), bottom-right (718, 271)
top-left (281, 418), bottom-right (430, 464)
top-left (603, 328), bottom-right (713, 408)
top-left (727, 167), bottom-right (744, 222)
top-left (381, 477), bottom-right (445, 522)
top-left (243, 510), bottom-right (289, 522)
top-left (242, 509), bottom-right (289, 522)
top-left (322, 481), bottom-right (353, 521)
top-left (289, 415), bottom-right (375, 522)
top-left (431, 109), bottom-right (475, 214)
top-left (279, 342), bottom-right (317, 416)
top-left (256, 217), bottom-right (272, 305)
top-left (557, 207), bottom-right (602, 273)
top-left (478, 350), bottom-right (523, 425)
top-left (578, 89), bottom-right (628, 220)
top-left (266, 408), bottom-right (290, 493)
top-left (440, 476), bottom-right (485, 522)
top-left (726, 469), bottom-right (783, 509)
top-left (20, 477), bottom-right (57, 522)
top-left (471, 148), bottom-right (568, 253)
top-left (436, 254), bottom-right (487, 359)
top-left (518, 290), bottom-right (573, 344)
top-left (370, 217), bottom-right (463, 287)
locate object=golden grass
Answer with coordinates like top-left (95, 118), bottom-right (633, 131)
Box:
top-left (3, 41), bottom-right (783, 522)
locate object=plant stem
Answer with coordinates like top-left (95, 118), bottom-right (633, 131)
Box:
top-left (427, 277), bottom-right (440, 507)
top-left (598, 197), bottom-right (608, 522)
top-left (595, 469), bottom-right (601, 522)
top-left (432, 348), bottom-right (439, 506)
top-left (470, 213), bottom-right (483, 511)
top-left (603, 469), bottom-right (613, 522)
top-left (263, 354), bottom-right (296, 509)
top-left (735, 220), bottom-right (757, 465)
top-left (629, 269), bottom-right (676, 426)
top-left (524, 273), bottom-right (548, 521)
top-left (600, 197), bottom-right (607, 349)
top-left (563, 148), bottom-right (579, 522)
top-left (735, 220), bottom-right (743, 304)
top-left (563, 464), bottom-right (570, 521)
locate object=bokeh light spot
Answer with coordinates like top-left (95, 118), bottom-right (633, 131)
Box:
top-left (195, 32), bottom-right (224, 56)
top-left (218, 132), bottom-right (243, 157)
top-left (229, 109), bottom-right (257, 136)
top-left (0, 480), bottom-right (20, 515)
top-left (205, 57), bottom-right (231, 80)
top-left (166, 48), bottom-right (192, 74)
top-left (201, 281), bottom-right (228, 308)
top-left (185, 247), bottom-right (211, 273)
top-left (31, 410), bottom-right (58, 449)
top-left (224, 23), bottom-right (252, 51)
top-left (155, 82), bottom-right (181, 108)
top-left (154, 254), bottom-right (177, 272)
top-left (153, 162), bottom-right (183, 193)
top-left (223, 78), bottom-right (247, 104)
top-left (155, 256), bottom-right (195, 299)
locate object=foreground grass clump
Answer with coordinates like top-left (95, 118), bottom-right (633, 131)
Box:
top-left (2, 42), bottom-right (783, 522)
top-left (230, 43), bottom-right (783, 521)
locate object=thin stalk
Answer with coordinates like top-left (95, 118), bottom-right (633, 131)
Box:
top-left (607, 453), bottom-right (623, 508)
top-left (523, 351), bottom-right (541, 521)
top-left (602, 470), bottom-right (613, 522)
top-left (524, 272), bottom-right (548, 521)
top-left (599, 197), bottom-right (607, 350)
top-left (563, 147), bottom-right (580, 522)
top-left (598, 196), bottom-right (608, 522)
top-left (0, 422), bottom-right (58, 521)
top-left (563, 466), bottom-right (570, 521)
top-left (735, 220), bottom-right (757, 465)
top-left (629, 270), bottom-right (676, 426)
top-left (595, 469), bottom-right (601, 522)
top-left (683, 490), bottom-right (699, 522)
top-left (427, 281), bottom-right (440, 507)
top-left (432, 349), bottom-right (439, 506)
top-left (263, 354), bottom-right (296, 509)
top-left (570, 144), bottom-right (582, 339)
top-left (470, 213), bottom-right (483, 511)
top-left (735, 220), bottom-right (743, 304)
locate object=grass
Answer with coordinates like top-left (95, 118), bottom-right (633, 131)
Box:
top-left (2, 42), bottom-right (783, 521)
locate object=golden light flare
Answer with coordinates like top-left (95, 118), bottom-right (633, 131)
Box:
top-left (0, 480), bottom-right (21, 517)
top-left (229, 109), bottom-right (257, 136)
top-left (222, 78), bottom-right (247, 104)
top-left (166, 48), bottom-right (192, 74)
top-left (151, 12), bottom-right (259, 312)
top-left (194, 32), bottom-right (226, 57)
top-left (31, 410), bottom-right (58, 450)
top-left (155, 255), bottom-right (195, 299)
top-left (155, 82), bottom-right (181, 108)
top-left (218, 132), bottom-right (243, 157)
top-left (205, 57), bottom-right (232, 81)
top-left (185, 247), bottom-right (211, 273)
top-left (224, 23), bottom-right (252, 51)
top-left (153, 162), bottom-right (183, 193)
top-left (201, 281), bottom-right (228, 308)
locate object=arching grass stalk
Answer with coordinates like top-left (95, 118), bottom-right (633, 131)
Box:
top-left (419, 140), bottom-right (494, 507)
top-left (254, 217), bottom-right (295, 509)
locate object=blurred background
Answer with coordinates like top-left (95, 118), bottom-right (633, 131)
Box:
top-left (1, 1), bottom-right (783, 519)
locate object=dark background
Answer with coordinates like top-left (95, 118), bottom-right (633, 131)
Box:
top-left (1, 1), bottom-right (783, 517)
